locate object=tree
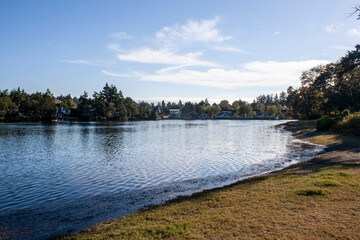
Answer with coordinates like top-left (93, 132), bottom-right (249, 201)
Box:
top-left (259, 103), bottom-right (266, 114)
top-left (266, 105), bottom-right (277, 116)
top-left (211, 103), bottom-right (221, 116)
top-left (285, 45), bottom-right (360, 119)
top-left (279, 91), bottom-right (287, 106)
top-left (274, 93), bottom-right (279, 105)
top-left (117, 103), bottom-right (128, 121)
top-left (204, 98), bottom-right (210, 106)
top-left (219, 100), bottom-right (231, 111)
top-left (351, 4), bottom-right (360, 20)
top-left (178, 100), bottom-right (183, 109)
top-left (239, 104), bottom-right (253, 116)
top-left (182, 102), bottom-right (197, 119)
top-left (78, 91), bottom-right (91, 111)
top-left (40, 90), bottom-right (57, 120)
top-left (0, 95), bottom-right (18, 121)
top-left (125, 97), bottom-right (139, 120)
top-left (138, 101), bottom-right (151, 120)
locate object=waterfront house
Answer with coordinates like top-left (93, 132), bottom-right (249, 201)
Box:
top-left (217, 110), bottom-right (232, 118)
top-left (169, 109), bottom-right (181, 118)
top-left (57, 106), bottom-right (71, 118)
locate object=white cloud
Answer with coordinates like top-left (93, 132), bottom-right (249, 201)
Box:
top-left (348, 28), bottom-right (360, 37)
top-left (107, 43), bottom-right (125, 52)
top-left (324, 24), bottom-right (336, 33)
top-left (211, 45), bottom-right (250, 54)
top-left (117, 48), bottom-right (217, 67)
top-left (134, 97), bottom-right (217, 104)
top-left (134, 96), bottom-right (253, 105)
top-left (110, 32), bottom-right (133, 40)
top-left (101, 70), bottom-right (135, 78)
top-left (273, 31), bottom-right (280, 35)
top-left (60, 59), bottom-right (92, 65)
top-left (329, 45), bottom-right (351, 50)
top-left (138, 60), bottom-right (330, 88)
top-left (323, 23), bottom-right (344, 33)
top-left (60, 59), bottom-right (114, 67)
top-left (156, 17), bottom-right (232, 43)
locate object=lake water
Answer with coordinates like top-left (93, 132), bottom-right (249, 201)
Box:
top-left (0, 120), bottom-right (324, 239)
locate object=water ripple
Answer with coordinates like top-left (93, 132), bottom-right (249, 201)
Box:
top-left (0, 120), bottom-right (325, 239)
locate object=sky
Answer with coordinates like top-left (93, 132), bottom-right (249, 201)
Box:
top-left (1, 0), bottom-right (359, 103)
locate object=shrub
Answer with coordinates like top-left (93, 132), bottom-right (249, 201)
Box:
top-left (336, 112), bottom-right (360, 136)
top-left (316, 115), bottom-right (335, 131)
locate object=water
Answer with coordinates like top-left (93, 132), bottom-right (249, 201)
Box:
top-left (0, 120), bottom-right (324, 239)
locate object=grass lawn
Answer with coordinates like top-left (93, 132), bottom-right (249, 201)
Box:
top-left (54, 121), bottom-right (360, 240)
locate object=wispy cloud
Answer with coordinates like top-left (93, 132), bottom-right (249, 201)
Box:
top-left (110, 32), bottom-right (133, 40)
top-left (156, 16), bottom-right (232, 43)
top-left (134, 96), bottom-right (230, 104)
top-left (138, 60), bottom-right (330, 88)
top-left (324, 24), bottom-right (336, 33)
top-left (60, 59), bottom-right (93, 65)
top-left (329, 45), bottom-right (351, 50)
top-left (323, 23), bottom-right (343, 33)
top-left (117, 48), bottom-right (218, 67)
top-left (60, 59), bottom-right (114, 67)
top-left (348, 28), bottom-right (360, 37)
top-left (59, 59), bottom-right (115, 67)
top-left (211, 45), bottom-right (250, 54)
top-left (107, 43), bottom-right (124, 52)
top-left (101, 70), bottom-right (135, 78)
top-left (273, 31), bottom-right (280, 35)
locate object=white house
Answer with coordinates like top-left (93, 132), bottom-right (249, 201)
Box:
top-left (169, 109), bottom-right (181, 116)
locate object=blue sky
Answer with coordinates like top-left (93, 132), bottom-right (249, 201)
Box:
top-left (1, 0), bottom-right (359, 103)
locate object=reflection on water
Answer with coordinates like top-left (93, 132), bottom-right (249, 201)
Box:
top-left (0, 120), bottom-right (324, 240)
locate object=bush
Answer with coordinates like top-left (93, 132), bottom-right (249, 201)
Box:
top-left (336, 112), bottom-right (360, 136)
top-left (316, 115), bottom-right (335, 131)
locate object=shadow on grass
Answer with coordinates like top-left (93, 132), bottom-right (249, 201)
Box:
top-left (294, 189), bottom-right (325, 196)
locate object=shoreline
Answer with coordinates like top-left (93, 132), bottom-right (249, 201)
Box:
top-left (53, 121), bottom-right (360, 239)
top-left (0, 117), bottom-right (294, 124)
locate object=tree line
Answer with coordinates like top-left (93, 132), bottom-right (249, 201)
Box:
top-left (0, 82), bottom-right (288, 122)
top-left (286, 44), bottom-right (360, 119)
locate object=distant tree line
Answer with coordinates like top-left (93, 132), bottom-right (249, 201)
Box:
top-left (0, 84), bottom-right (157, 121)
top-left (0, 88), bottom-right (58, 121)
top-left (0, 82), bottom-right (288, 122)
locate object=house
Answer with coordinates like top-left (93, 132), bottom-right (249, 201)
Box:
top-left (169, 109), bottom-right (181, 118)
top-left (54, 99), bottom-right (63, 105)
top-left (150, 106), bottom-right (162, 114)
top-left (57, 106), bottom-right (71, 118)
top-left (217, 110), bottom-right (232, 118)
